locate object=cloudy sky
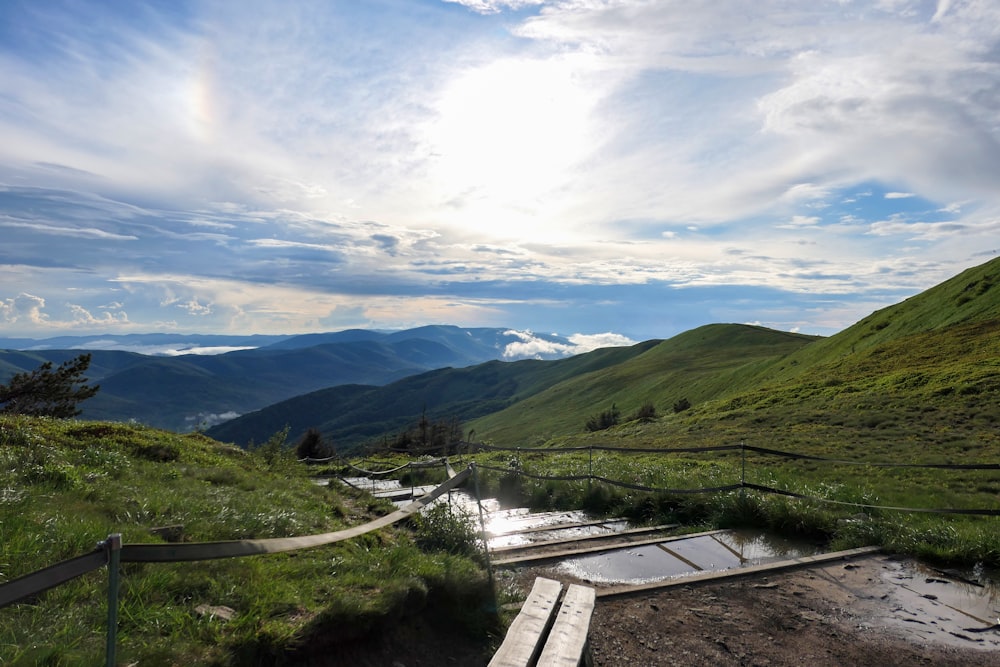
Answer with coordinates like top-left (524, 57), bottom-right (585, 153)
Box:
top-left (1, 0), bottom-right (998, 345)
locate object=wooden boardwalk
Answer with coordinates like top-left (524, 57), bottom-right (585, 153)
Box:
top-left (489, 577), bottom-right (596, 667)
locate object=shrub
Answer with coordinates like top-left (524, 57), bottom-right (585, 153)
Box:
top-left (296, 427), bottom-right (333, 460)
top-left (585, 404), bottom-right (620, 431)
top-left (252, 426), bottom-right (291, 467)
top-left (413, 503), bottom-right (481, 560)
top-left (630, 402), bottom-right (658, 422)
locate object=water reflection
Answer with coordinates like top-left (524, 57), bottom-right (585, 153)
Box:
top-left (556, 530), bottom-right (820, 585)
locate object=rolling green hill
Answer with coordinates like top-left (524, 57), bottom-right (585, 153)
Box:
top-left (209, 256), bottom-right (1000, 459)
top-left (468, 324), bottom-right (818, 445)
top-left (206, 341), bottom-right (661, 449)
top-left (483, 256), bottom-right (1000, 458)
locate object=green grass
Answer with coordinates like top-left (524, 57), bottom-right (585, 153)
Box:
top-left (455, 444), bottom-right (1000, 569)
top-left (0, 416), bottom-right (495, 665)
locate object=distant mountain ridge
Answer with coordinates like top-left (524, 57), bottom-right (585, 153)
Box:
top-left (0, 326), bottom-right (593, 432)
top-left (206, 256), bottom-right (1000, 454)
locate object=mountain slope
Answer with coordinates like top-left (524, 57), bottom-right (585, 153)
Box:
top-left (468, 324), bottom-right (817, 445)
top-left (205, 341), bottom-right (662, 449)
top-left (211, 257), bottom-right (1000, 455)
top-left (516, 256), bottom-right (1000, 458)
top-left (1, 326), bottom-right (586, 432)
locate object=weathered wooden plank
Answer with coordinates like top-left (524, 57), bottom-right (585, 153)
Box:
top-left (488, 577), bottom-right (563, 667)
top-left (492, 529), bottom-right (727, 566)
top-left (490, 523), bottom-right (681, 554)
top-left (597, 546), bottom-right (882, 598)
top-left (536, 584), bottom-right (596, 667)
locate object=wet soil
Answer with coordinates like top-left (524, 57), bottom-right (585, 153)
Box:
top-left (583, 554), bottom-right (1000, 667)
top-left (315, 553), bottom-right (1000, 666)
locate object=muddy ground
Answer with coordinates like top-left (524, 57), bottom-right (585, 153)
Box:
top-left (322, 553), bottom-right (1000, 666)
top-left (581, 553), bottom-right (1000, 667)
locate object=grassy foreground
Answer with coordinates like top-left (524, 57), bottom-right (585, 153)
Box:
top-left (0, 416), bottom-right (495, 666)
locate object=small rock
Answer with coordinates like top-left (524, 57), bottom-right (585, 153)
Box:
top-left (195, 604), bottom-right (236, 621)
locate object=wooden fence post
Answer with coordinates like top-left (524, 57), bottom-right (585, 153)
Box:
top-left (104, 533), bottom-right (122, 667)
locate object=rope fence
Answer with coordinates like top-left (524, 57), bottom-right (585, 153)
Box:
top-left (0, 458), bottom-right (468, 666)
top-left (3, 439), bottom-right (998, 663)
top-left (467, 441), bottom-right (1000, 516)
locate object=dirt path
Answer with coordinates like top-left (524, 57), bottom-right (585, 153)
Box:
top-left (578, 554), bottom-right (1000, 666)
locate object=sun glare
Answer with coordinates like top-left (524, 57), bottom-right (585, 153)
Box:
top-left (426, 58), bottom-right (595, 232)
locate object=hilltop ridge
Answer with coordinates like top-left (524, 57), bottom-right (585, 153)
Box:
top-left (207, 256), bottom-right (1000, 454)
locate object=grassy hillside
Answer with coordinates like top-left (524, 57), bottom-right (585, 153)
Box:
top-left (0, 416), bottom-right (494, 665)
top-left (469, 324), bottom-right (817, 445)
top-left (456, 258), bottom-right (1000, 567)
top-left (207, 340), bottom-right (662, 451)
top-left (472, 257), bottom-right (1000, 450)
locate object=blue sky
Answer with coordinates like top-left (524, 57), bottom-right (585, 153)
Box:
top-left (1, 0), bottom-right (998, 348)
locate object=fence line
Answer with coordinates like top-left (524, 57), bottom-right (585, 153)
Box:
top-left (4, 439), bottom-right (998, 661)
top-left (472, 441), bottom-right (1000, 470)
top-left (0, 459), bottom-right (469, 666)
top-left (470, 441), bottom-right (1000, 516)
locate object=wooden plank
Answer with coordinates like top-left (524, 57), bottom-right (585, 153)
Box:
top-left (597, 546), bottom-right (882, 598)
top-left (491, 523), bottom-right (680, 554)
top-left (536, 584), bottom-right (597, 667)
top-left (493, 529), bottom-right (727, 566)
top-left (488, 577), bottom-right (564, 667)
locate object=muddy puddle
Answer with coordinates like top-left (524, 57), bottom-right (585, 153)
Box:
top-left (554, 529), bottom-right (820, 584)
top-left (335, 475), bottom-right (1000, 642)
top-left (872, 558), bottom-right (1000, 647)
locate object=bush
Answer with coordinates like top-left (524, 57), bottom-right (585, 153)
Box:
top-left (252, 426), bottom-right (292, 467)
top-left (296, 427), bottom-right (333, 460)
top-left (630, 402), bottom-right (658, 422)
top-left (585, 404), bottom-right (620, 431)
top-left (673, 397), bottom-right (692, 413)
top-left (413, 503), bottom-right (481, 560)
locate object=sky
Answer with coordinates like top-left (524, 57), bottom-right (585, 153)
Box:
top-left (1, 0), bottom-right (999, 349)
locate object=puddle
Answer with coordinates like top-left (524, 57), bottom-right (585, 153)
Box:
top-left (427, 491), bottom-right (630, 548)
top-left (555, 530), bottom-right (821, 585)
top-left (874, 559), bottom-right (1000, 647)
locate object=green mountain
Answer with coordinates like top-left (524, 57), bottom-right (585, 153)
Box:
top-left (208, 256), bottom-right (1000, 456)
top-left (0, 326), bottom-right (578, 432)
top-left (488, 256), bottom-right (999, 457)
top-left (467, 324), bottom-right (817, 445)
top-left (205, 341), bottom-right (661, 449)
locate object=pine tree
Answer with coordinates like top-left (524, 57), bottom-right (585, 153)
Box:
top-left (0, 354), bottom-right (100, 418)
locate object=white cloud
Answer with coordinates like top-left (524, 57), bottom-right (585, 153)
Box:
top-left (442, 0), bottom-right (546, 15)
top-left (567, 332), bottom-right (638, 351)
top-left (68, 304), bottom-right (130, 326)
top-left (177, 299), bottom-right (213, 316)
top-left (501, 329), bottom-right (636, 359)
top-left (884, 192), bottom-right (915, 199)
top-left (0, 293), bottom-right (49, 324)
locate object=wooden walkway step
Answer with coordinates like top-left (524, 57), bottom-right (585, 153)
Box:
top-left (489, 576), bottom-right (596, 667)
